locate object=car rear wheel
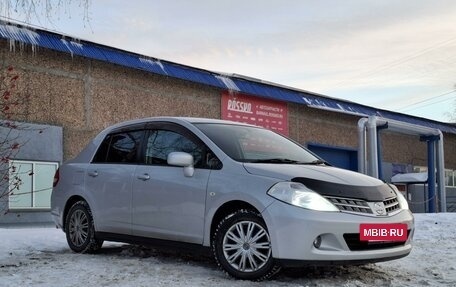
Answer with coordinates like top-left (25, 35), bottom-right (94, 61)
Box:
top-left (212, 209), bottom-right (281, 280)
top-left (65, 201), bottom-right (103, 253)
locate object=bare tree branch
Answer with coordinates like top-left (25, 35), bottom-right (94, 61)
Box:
top-left (0, 0), bottom-right (91, 27)
top-left (0, 65), bottom-right (35, 214)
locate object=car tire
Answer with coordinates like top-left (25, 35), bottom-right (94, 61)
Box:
top-left (65, 200), bottom-right (103, 253)
top-left (212, 209), bottom-right (281, 280)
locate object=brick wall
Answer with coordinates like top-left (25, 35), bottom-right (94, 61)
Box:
top-left (1, 40), bottom-right (455, 169)
top-left (1, 41), bottom-right (220, 159)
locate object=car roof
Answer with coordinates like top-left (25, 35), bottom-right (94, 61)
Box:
top-left (104, 117), bottom-right (257, 130)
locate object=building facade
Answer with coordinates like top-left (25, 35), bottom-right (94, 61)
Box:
top-left (0, 21), bottom-right (455, 224)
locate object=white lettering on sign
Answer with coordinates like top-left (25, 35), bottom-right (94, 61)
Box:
top-left (359, 223), bottom-right (407, 241)
top-left (256, 110), bottom-right (284, 118)
top-left (363, 228), bottom-right (404, 237)
top-left (259, 105), bottom-right (280, 112)
top-left (227, 99), bottom-right (253, 114)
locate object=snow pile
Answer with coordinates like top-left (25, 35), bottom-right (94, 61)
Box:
top-left (139, 58), bottom-right (167, 74)
top-left (215, 75), bottom-right (240, 92)
top-left (0, 213), bottom-right (455, 286)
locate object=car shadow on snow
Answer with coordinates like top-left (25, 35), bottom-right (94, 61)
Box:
top-left (277, 264), bottom-right (392, 284)
top-left (98, 244), bottom-right (216, 268)
top-left (95, 243), bottom-right (393, 284)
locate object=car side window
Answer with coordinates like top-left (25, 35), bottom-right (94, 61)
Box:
top-left (145, 130), bottom-right (204, 168)
top-left (93, 130), bottom-right (143, 163)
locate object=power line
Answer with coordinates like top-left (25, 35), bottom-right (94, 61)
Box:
top-left (333, 36), bottom-right (456, 88)
top-left (395, 89), bottom-right (456, 112)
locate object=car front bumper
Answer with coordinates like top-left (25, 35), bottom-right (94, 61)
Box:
top-left (262, 200), bottom-right (414, 264)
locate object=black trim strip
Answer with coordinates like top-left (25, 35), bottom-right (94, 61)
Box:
top-left (277, 252), bottom-right (410, 268)
top-left (292, 178), bottom-right (396, 201)
top-left (95, 232), bottom-right (211, 256)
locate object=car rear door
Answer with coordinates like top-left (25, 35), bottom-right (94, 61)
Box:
top-left (131, 122), bottom-right (212, 244)
top-left (85, 128), bottom-right (144, 235)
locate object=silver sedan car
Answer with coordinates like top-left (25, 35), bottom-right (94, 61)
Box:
top-left (51, 117), bottom-right (414, 280)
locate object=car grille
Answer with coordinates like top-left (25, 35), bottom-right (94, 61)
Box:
top-left (383, 197), bottom-right (400, 213)
top-left (343, 230), bottom-right (410, 251)
top-left (324, 196), bottom-right (401, 216)
top-left (324, 196), bottom-right (373, 214)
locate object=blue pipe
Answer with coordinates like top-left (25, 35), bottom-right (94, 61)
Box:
top-left (427, 140), bottom-right (436, 213)
top-left (421, 135), bottom-right (439, 213)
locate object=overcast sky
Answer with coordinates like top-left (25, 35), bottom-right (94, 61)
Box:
top-left (4, 0), bottom-right (456, 122)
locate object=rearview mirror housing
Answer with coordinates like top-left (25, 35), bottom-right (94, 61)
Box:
top-left (167, 152), bottom-right (194, 177)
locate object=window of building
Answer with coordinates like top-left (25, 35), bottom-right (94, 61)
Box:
top-left (445, 170), bottom-right (455, 187)
top-left (8, 160), bottom-right (59, 210)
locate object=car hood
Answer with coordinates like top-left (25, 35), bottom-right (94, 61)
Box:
top-left (243, 163), bottom-right (395, 201)
top-left (243, 163), bottom-right (380, 185)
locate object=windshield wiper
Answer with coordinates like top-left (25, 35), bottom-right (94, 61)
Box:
top-left (247, 158), bottom-right (302, 164)
top-left (302, 159), bottom-right (327, 165)
top-left (246, 158), bottom-right (328, 165)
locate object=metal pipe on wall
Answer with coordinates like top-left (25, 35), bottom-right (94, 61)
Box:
top-left (436, 132), bottom-right (447, 212)
top-left (366, 116), bottom-right (387, 178)
top-left (357, 116), bottom-right (446, 213)
top-left (357, 118), bottom-right (368, 174)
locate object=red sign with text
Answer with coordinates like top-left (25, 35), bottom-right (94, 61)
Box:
top-left (360, 223), bottom-right (408, 242)
top-left (221, 92), bottom-right (288, 136)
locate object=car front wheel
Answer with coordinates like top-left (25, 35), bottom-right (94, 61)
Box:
top-left (212, 209), bottom-right (281, 280)
top-left (65, 200), bottom-right (103, 253)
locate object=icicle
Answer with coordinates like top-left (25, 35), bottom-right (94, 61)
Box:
top-left (0, 23), bottom-right (40, 54)
top-left (60, 39), bottom-right (74, 58)
top-left (9, 39), bottom-right (15, 52)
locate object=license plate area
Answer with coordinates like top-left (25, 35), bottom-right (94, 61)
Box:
top-left (360, 223), bottom-right (407, 242)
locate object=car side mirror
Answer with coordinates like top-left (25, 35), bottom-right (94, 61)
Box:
top-left (167, 152), bottom-right (194, 177)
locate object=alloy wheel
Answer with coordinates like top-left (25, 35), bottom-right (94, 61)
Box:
top-left (68, 209), bottom-right (89, 247)
top-left (222, 220), bottom-right (272, 273)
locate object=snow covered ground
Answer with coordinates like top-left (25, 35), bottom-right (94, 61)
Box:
top-left (1, 213), bottom-right (455, 287)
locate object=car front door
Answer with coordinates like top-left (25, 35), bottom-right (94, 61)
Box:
top-left (131, 123), bottom-right (212, 244)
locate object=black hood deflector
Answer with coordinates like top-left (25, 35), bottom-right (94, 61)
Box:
top-left (292, 177), bottom-right (396, 202)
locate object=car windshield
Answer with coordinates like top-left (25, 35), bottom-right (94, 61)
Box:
top-left (195, 123), bottom-right (321, 164)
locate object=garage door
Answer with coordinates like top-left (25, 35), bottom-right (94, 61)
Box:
top-left (307, 143), bottom-right (358, 171)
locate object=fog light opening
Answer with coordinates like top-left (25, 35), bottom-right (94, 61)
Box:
top-left (313, 236), bottom-right (322, 249)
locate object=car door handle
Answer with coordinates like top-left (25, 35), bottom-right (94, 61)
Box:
top-left (137, 173), bottom-right (150, 181)
top-left (88, 170), bottom-right (98, 177)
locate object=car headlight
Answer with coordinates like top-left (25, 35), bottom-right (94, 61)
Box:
top-left (267, 182), bottom-right (339, 212)
top-left (391, 185), bottom-right (409, 210)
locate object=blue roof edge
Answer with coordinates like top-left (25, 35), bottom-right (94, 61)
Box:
top-left (0, 20), bottom-right (455, 134)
